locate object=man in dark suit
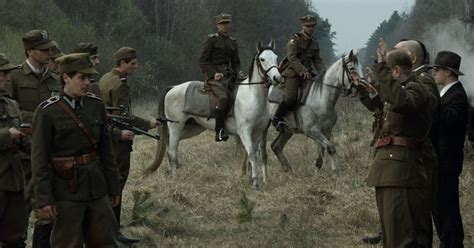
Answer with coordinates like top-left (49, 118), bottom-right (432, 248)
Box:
top-left (431, 51), bottom-right (468, 248)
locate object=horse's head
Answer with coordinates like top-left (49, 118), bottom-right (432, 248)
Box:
top-left (339, 49), bottom-right (364, 96)
top-left (250, 41), bottom-right (283, 85)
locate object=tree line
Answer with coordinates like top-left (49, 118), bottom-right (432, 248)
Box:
top-left (0, 0), bottom-right (336, 98)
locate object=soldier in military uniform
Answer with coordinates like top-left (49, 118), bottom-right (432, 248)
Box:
top-left (0, 54), bottom-right (27, 248)
top-left (5, 30), bottom-right (61, 247)
top-left (273, 15), bottom-right (326, 131)
top-left (47, 42), bottom-right (64, 75)
top-left (31, 53), bottom-right (120, 247)
top-left (366, 41), bottom-right (436, 247)
top-left (99, 47), bottom-right (158, 244)
top-left (199, 13), bottom-right (241, 141)
top-left (74, 42), bottom-right (101, 96)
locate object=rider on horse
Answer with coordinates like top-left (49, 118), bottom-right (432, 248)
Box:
top-left (199, 13), bottom-right (241, 142)
top-left (273, 15), bottom-right (326, 132)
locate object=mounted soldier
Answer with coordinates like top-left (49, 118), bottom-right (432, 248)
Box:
top-left (273, 14), bottom-right (326, 132)
top-left (199, 13), bottom-right (241, 142)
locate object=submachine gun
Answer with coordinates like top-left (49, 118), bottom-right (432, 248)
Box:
top-left (105, 106), bottom-right (160, 140)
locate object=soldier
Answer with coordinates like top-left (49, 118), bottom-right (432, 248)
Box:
top-left (273, 14), bottom-right (326, 131)
top-left (31, 53), bottom-right (120, 247)
top-left (0, 54), bottom-right (27, 248)
top-left (6, 30), bottom-right (61, 247)
top-left (74, 42), bottom-right (101, 96)
top-left (366, 41), bottom-right (436, 247)
top-left (99, 47), bottom-right (158, 244)
top-left (47, 42), bottom-right (64, 75)
top-left (199, 13), bottom-right (241, 142)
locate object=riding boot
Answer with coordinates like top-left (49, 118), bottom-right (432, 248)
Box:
top-left (272, 102), bottom-right (288, 132)
top-left (32, 223), bottom-right (53, 248)
top-left (214, 109), bottom-right (229, 142)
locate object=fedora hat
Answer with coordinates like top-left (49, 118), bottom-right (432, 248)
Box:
top-left (432, 51), bottom-right (464, 76)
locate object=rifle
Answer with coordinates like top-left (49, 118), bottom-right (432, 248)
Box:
top-left (107, 115), bottom-right (160, 140)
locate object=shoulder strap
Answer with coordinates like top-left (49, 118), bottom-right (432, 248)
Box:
top-left (57, 100), bottom-right (98, 148)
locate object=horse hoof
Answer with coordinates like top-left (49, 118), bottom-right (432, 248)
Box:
top-left (327, 146), bottom-right (336, 155)
top-left (315, 159), bottom-right (323, 169)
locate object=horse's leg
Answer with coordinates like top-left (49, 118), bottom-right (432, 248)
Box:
top-left (260, 121), bottom-right (271, 182)
top-left (314, 143), bottom-right (325, 170)
top-left (239, 129), bottom-right (259, 189)
top-left (307, 127), bottom-right (338, 171)
top-left (166, 123), bottom-right (183, 178)
top-left (270, 132), bottom-right (293, 172)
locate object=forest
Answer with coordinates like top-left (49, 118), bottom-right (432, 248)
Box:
top-left (0, 0), bottom-right (336, 98)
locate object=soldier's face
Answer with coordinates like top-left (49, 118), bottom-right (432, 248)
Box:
top-left (121, 59), bottom-right (138, 75)
top-left (28, 48), bottom-right (52, 65)
top-left (63, 72), bottom-right (92, 98)
top-left (90, 55), bottom-right (100, 66)
top-left (217, 22), bottom-right (231, 33)
top-left (48, 62), bottom-right (59, 72)
top-left (0, 71), bottom-right (10, 91)
top-left (302, 24), bottom-right (316, 35)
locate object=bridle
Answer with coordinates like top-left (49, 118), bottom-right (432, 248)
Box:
top-left (340, 55), bottom-right (358, 97)
top-left (236, 48), bottom-right (277, 88)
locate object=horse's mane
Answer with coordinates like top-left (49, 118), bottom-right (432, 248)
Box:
top-left (247, 47), bottom-right (273, 82)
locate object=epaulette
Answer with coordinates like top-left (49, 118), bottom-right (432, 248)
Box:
top-left (85, 92), bottom-right (102, 101)
top-left (208, 33), bottom-right (218, 38)
top-left (120, 77), bottom-right (127, 82)
top-left (40, 96), bottom-right (60, 108)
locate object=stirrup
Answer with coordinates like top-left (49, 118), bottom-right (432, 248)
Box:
top-left (215, 129), bottom-right (229, 142)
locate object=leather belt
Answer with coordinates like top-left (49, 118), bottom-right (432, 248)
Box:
top-left (50, 151), bottom-right (98, 167)
top-left (376, 136), bottom-right (424, 150)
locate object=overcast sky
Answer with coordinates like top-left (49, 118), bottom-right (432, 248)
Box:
top-left (312, 0), bottom-right (416, 55)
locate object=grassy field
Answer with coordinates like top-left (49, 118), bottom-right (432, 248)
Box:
top-left (115, 96), bottom-right (474, 247)
top-left (45, 97), bottom-right (474, 247)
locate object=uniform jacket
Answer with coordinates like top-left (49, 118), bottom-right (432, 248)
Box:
top-left (366, 63), bottom-right (436, 187)
top-left (282, 32), bottom-right (325, 78)
top-left (199, 32), bottom-right (241, 79)
top-left (432, 82), bottom-right (468, 175)
top-left (31, 94), bottom-right (120, 208)
top-left (7, 61), bottom-right (61, 123)
top-left (98, 69), bottom-right (150, 144)
top-left (0, 94), bottom-right (24, 192)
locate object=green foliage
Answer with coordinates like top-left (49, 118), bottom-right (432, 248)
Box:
top-left (131, 190), bottom-right (156, 226)
top-left (237, 192), bottom-right (255, 223)
top-left (0, 0), bottom-right (336, 97)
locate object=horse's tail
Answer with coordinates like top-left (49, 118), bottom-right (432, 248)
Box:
top-left (144, 87), bottom-right (173, 176)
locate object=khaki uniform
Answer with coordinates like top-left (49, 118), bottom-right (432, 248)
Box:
top-left (0, 93), bottom-right (27, 246)
top-left (31, 93), bottom-right (119, 247)
top-left (99, 69), bottom-right (149, 228)
top-left (366, 62), bottom-right (436, 247)
top-left (199, 32), bottom-right (240, 111)
top-left (281, 32), bottom-right (325, 110)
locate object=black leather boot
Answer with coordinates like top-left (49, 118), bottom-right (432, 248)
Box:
top-left (214, 109), bottom-right (229, 142)
top-left (32, 223), bottom-right (53, 248)
top-left (113, 200), bottom-right (140, 245)
top-left (272, 102), bottom-right (289, 132)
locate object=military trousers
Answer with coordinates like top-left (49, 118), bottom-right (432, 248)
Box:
top-left (0, 190), bottom-right (27, 244)
top-left (51, 196), bottom-right (118, 248)
top-left (375, 186), bottom-right (431, 248)
top-left (112, 141), bottom-right (132, 191)
top-left (207, 78), bottom-right (230, 111)
top-left (282, 76), bottom-right (301, 111)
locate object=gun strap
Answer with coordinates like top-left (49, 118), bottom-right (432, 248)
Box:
top-left (57, 100), bottom-right (98, 148)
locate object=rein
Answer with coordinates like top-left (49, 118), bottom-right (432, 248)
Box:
top-left (236, 49), bottom-right (276, 88)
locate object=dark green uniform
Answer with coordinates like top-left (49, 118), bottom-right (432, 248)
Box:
top-left (32, 93), bottom-right (119, 247)
top-left (0, 93), bottom-right (27, 247)
top-left (281, 31), bottom-right (325, 110)
top-left (98, 68), bottom-right (149, 228)
top-left (366, 62), bottom-right (436, 248)
top-left (199, 31), bottom-right (241, 111)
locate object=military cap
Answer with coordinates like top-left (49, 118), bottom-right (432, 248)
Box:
top-left (214, 13), bottom-right (232, 24)
top-left (74, 42), bottom-right (99, 56)
top-left (114, 47), bottom-right (137, 61)
top-left (56, 53), bottom-right (98, 75)
top-left (299, 15), bottom-right (317, 26)
top-left (50, 41), bottom-right (64, 60)
top-left (22, 30), bottom-right (56, 50)
top-left (0, 54), bottom-right (19, 71)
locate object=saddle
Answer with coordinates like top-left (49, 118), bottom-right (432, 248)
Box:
top-left (183, 80), bottom-right (241, 118)
top-left (268, 72), bottom-right (325, 105)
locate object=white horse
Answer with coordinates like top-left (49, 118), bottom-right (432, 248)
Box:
top-left (264, 50), bottom-right (363, 172)
top-left (146, 41), bottom-right (282, 188)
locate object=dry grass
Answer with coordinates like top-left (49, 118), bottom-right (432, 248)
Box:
top-left (27, 97), bottom-right (473, 247)
top-left (115, 97), bottom-right (474, 247)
